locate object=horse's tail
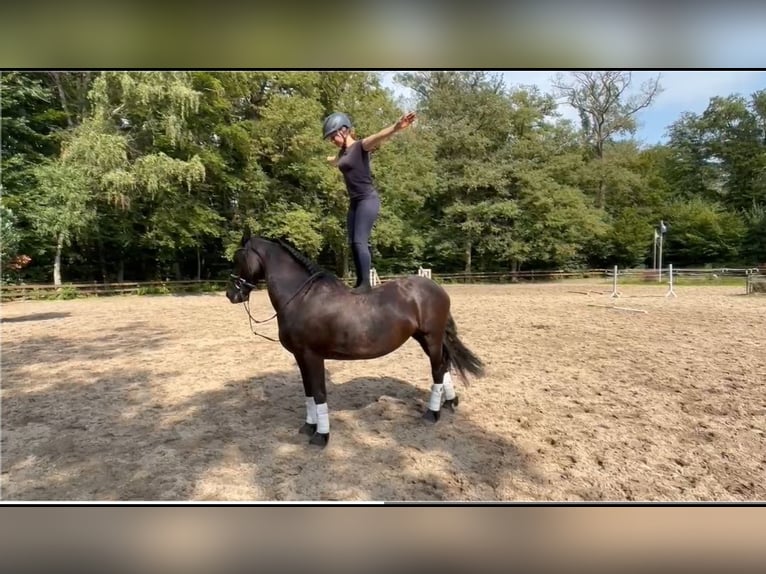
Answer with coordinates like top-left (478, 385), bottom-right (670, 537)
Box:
top-left (442, 313), bottom-right (486, 385)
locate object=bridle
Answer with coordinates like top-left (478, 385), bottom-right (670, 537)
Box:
top-left (229, 271), bottom-right (322, 342)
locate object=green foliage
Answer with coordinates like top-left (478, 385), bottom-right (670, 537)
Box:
top-left (741, 203), bottom-right (766, 264)
top-left (136, 284), bottom-right (171, 296)
top-left (398, 72), bottom-right (518, 271)
top-left (663, 198), bottom-right (747, 265)
top-left (0, 202), bottom-right (27, 284)
top-left (29, 159), bottom-right (93, 245)
top-left (1, 203), bottom-right (21, 268)
top-left (662, 92), bottom-right (766, 266)
top-left (0, 72), bottom-right (62, 201)
top-left (3, 70), bottom-right (766, 286)
top-left (552, 72), bottom-right (663, 210)
top-left (511, 173), bottom-right (607, 268)
top-left (602, 208), bottom-right (657, 268)
top-left (55, 285), bottom-right (79, 300)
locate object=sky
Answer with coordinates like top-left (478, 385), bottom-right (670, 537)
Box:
top-left (381, 71), bottom-right (766, 147)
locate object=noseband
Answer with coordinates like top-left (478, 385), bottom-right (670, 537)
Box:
top-left (230, 271), bottom-right (322, 342)
top-left (230, 274), bottom-right (257, 291)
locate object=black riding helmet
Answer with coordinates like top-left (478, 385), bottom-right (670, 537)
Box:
top-left (322, 112), bottom-right (352, 139)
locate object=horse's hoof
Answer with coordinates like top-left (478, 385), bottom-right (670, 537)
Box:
top-left (299, 422), bottom-right (317, 436)
top-left (444, 396), bottom-right (459, 411)
top-left (422, 409), bottom-right (440, 423)
top-left (309, 432), bottom-right (329, 448)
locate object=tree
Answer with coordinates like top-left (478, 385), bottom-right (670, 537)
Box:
top-left (665, 91), bottom-right (766, 264)
top-left (552, 71), bottom-right (662, 209)
top-left (741, 203), bottom-right (766, 265)
top-left (46, 72), bottom-right (94, 129)
top-left (396, 71), bottom-right (516, 273)
top-left (1, 203), bottom-right (22, 278)
top-left (662, 198), bottom-right (747, 266)
top-left (0, 72), bottom-right (66, 193)
top-left (29, 159), bottom-right (92, 285)
top-left (700, 94), bottom-right (766, 212)
top-left (583, 141), bottom-right (674, 267)
top-left (8, 70), bottom-right (764, 284)
top-left (86, 72), bottom-right (213, 279)
top-left (498, 87), bottom-right (607, 270)
top-left (1, 72), bottom-right (68, 276)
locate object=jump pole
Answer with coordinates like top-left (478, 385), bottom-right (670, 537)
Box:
top-left (588, 303), bottom-right (648, 314)
top-left (665, 263), bottom-right (677, 298)
top-left (610, 265), bottom-right (621, 298)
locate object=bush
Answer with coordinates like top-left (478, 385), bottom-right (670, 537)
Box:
top-left (136, 285), bottom-right (171, 296)
top-left (55, 285), bottom-right (79, 300)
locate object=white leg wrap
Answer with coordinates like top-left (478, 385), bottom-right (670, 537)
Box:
top-left (316, 402), bottom-right (329, 434)
top-left (442, 371), bottom-right (456, 400)
top-left (428, 383), bottom-right (443, 411)
top-left (305, 397), bottom-right (318, 425)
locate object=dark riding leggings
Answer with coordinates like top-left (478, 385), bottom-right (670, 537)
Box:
top-left (346, 194), bottom-right (380, 287)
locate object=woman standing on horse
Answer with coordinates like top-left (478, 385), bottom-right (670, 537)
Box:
top-left (323, 110), bottom-right (417, 292)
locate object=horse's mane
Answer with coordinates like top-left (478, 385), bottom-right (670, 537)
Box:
top-left (259, 236), bottom-right (335, 282)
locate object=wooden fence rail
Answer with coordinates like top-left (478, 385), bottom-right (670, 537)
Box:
top-left (0, 280), bottom-right (230, 302)
top-left (2, 267), bottom-right (760, 302)
top-left (0, 270), bottom-right (612, 302)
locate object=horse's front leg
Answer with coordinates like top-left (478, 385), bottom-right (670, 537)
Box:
top-left (295, 350), bottom-right (329, 448)
top-left (296, 354), bottom-right (318, 437)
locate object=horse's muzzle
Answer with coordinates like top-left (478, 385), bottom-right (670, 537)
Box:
top-left (226, 287), bottom-right (246, 304)
top-left (227, 275), bottom-right (254, 303)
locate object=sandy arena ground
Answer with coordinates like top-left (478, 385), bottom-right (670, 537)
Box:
top-left (1, 282), bottom-right (764, 501)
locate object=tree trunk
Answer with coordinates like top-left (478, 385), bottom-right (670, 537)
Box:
top-left (50, 72), bottom-right (74, 128)
top-left (510, 258), bottom-right (520, 282)
top-left (196, 247), bottom-right (202, 280)
top-left (117, 259), bottom-right (124, 283)
top-left (53, 232), bottom-right (64, 286)
top-left (595, 143), bottom-right (606, 209)
top-left (464, 239), bottom-right (472, 274)
top-left (596, 180), bottom-right (606, 209)
top-left (335, 244), bottom-right (349, 280)
top-left (79, 72), bottom-right (91, 117)
top-left (173, 261), bottom-right (182, 281)
top-left (97, 232), bottom-right (107, 282)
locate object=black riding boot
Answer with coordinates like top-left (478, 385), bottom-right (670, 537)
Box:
top-left (351, 241), bottom-right (373, 293)
top-left (351, 281), bottom-right (372, 293)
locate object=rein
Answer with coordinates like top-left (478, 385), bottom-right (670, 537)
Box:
top-left (232, 272), bottom-right (322, 342)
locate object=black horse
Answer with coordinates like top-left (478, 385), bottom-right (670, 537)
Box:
top-left (226, 235), bottom-right (485, 448)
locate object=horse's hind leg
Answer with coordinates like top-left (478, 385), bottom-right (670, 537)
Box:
top-left (441, 370), bottom-right (458, 412)
top-left (412, 332), bottom-right (452, 423)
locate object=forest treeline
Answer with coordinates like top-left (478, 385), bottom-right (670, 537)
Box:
top-left (2, 71), bottom-right (765, 285)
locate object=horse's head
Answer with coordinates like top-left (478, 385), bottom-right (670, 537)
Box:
top-left (226, 238), bottom-right (265, 304)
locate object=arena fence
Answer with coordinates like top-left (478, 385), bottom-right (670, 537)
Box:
top-left (746, 273), bottom-right (766, 295)
top-left (1, 266), bottom-right (761, 302)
